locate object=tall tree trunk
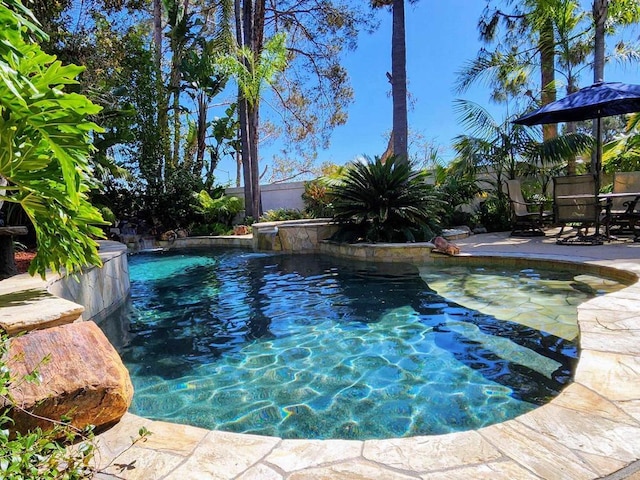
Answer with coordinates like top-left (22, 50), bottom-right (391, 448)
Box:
top-left (235, 0), bottom-right (266, 218)
top-left (154, 0), bottom-right (171, 185)
top-left (249, 103), bottom-right (261, 217)
top-left (236, 0), bottom-right (253, 217)
top-left (169, 0), bottom-right (190, 171)
top-left (153, 0), bottom-right (162, 67)
top-left (171, 72), bottom-right (181, 169)
top-left (249, 0), bottom-right (266, 217)
top-left (391, 0), bottom-right (408, 162)
top-left (592, 0), bottom-right (607, 174)
top-left (540, 16), bottom-right (557, 142)
top-left (238, 96), bottom-right (253, 217)
top-left (195, 91), bottom-right (207, 176)
top-left (565, 75), bottom-right (579, 175)
top-left (593, 0), bottom-right (607, 83)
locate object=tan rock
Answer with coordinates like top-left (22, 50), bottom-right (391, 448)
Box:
top-left (4, 321), bottom-right (133, 433)
top-left (0, 289), bottom-right (84, 335)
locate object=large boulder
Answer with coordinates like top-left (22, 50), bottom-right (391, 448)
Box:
top-left (3, 321), bottom-right (133, 434)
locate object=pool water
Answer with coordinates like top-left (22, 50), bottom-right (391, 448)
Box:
top-left (100, 249), bottom-right (620, 440)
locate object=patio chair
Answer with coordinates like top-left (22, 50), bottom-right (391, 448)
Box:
top-left (553, 174), bottom-right (602, 245)
top-left (603, 171), bottom-right (640, 238)
top-left (505, 179), bottom-right (552, 236)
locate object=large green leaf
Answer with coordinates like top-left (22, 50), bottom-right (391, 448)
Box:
top-left (0, 0), bottom-right (105, 278)
top-left (330, 155), bottom-right (443, 242)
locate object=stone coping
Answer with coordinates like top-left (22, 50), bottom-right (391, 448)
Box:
top-left (160, 235), bottom-right (253, 250)
top-left (252, 218), bottom-right (334, 230)
top-left (93, 234), bottom-right (640, 480)
top-left (0, 241), bottom-right (128, 335)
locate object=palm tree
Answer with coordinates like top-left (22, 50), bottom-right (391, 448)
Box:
top-left (220, 31), bottom-right (287, 218)
top-left (453, 99), bottom-right (592, 228)
top-left (181, 0), bottom-right (233, 178)
top-left (371, 0), bottom-right (415, 162)
top-left (592, 0), bottom-right (607, 83)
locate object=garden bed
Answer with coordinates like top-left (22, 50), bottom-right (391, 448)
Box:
top-left (15, 250), bottom-right (35, 274)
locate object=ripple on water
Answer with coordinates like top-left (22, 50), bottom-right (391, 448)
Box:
top-left (101, 250), bottom-right (626, 440)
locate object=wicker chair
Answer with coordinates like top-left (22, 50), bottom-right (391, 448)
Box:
top-left (505, 179), bottom-right (552, 236)
top-left (553, 174), bottom-right (602, 244)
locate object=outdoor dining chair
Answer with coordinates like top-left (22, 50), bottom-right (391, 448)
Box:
top-left (553, 174), bottom-right (602, 245)
top-left (602, 171), bottom-right (640, 239)
top-left (505, 179), bottom-right (552, 236)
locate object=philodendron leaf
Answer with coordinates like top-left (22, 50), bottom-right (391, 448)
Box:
top-left (0, 2), bottom-right (105, 278)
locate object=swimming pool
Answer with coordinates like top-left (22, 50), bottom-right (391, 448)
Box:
top-left (100, 249), bottom-right (620, 440)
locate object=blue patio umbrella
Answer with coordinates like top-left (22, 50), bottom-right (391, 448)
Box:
top-left (513, 82), bottom-right (640, 179)
top-left (514, 81), bottom-right (640, 244)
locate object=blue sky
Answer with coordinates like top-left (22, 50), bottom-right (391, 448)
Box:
top-left (213, 1), bottom-right (640, 185)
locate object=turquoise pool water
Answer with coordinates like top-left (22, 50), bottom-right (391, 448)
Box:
top-left (101, 249), bottom-right (614, 440)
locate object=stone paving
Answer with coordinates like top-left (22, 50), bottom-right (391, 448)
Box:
top-left (93, 231), bottom-right (640, 479)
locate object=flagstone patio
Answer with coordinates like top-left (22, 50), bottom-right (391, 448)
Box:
top-left (89, 230), bottom-right (640, 480)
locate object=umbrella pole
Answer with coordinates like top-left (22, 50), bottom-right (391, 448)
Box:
top-left (595, 116), bottom-right (603, 240)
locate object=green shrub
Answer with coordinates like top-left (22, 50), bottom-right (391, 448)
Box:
top-left (189, 222), bottom-right (231, 236)
top-left (477, 195), bottom-right (511, 232)
top-left (330, 155), bottom-right (443, 242)
top-left (259, 209), bottom-right (307, 222)
top-left (302, 179), bottom-right (334, 218)
top-left (193, 191), bottom-right (243, 226)
top-left (432, 166), bottom-right (481, 228)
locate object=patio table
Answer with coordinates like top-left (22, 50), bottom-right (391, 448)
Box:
top-left (555, 192), bottom-right (640, 242)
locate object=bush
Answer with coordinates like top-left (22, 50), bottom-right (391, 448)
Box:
top-left (192, 191), bottom-right (243, 226)
top-left (432, 166), bottom-right (481, 228)
top-left (259, 209), bottom-right (307, 222)
top-left (189, 222), bottom-right (231, 236)
top-left (477, 195), bottom-right (511, 232)
top-left (302, 179), bottom-right (334, 218)
top-left (151, 169), bottom-right (207, 228)
top-left (330, 155), bottom-right (443, 242)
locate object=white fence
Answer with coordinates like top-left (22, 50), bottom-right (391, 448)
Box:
top-left (225, 181), bottom-right (306, 212)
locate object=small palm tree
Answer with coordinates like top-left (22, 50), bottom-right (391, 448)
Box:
top-left (330, 155), bottom-right (443, 242)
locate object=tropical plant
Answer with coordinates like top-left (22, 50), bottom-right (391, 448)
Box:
top-left (219, 31), bottom-right (288, 218)
top-left (329, 155), bottom-right (442, 243)
top-left (259, 209), bottom-right (307, 222)
top-left (453, 99), bottom-right (592, 230)
top-left (432, 164), bottom-right (483, 227)
top-left (0, 0), bottom-right (106, 278)
top-left (302, 179), bottom-right (335, 218)
top-left (602, 113), bottom-right (640, 173)
top-left (193, 190), bottom-right (243, 226)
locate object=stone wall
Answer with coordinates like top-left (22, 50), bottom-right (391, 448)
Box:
top-left (319, 241), bottom-right (438, 263)
top-left (0, 241), bottom-right (130, 334)
top-left (158, 235), bottom-right (253, 251)
top-left (48, 241), bottom-right (130, 322)
top-left (253, 219), bottom-right (339, 253)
